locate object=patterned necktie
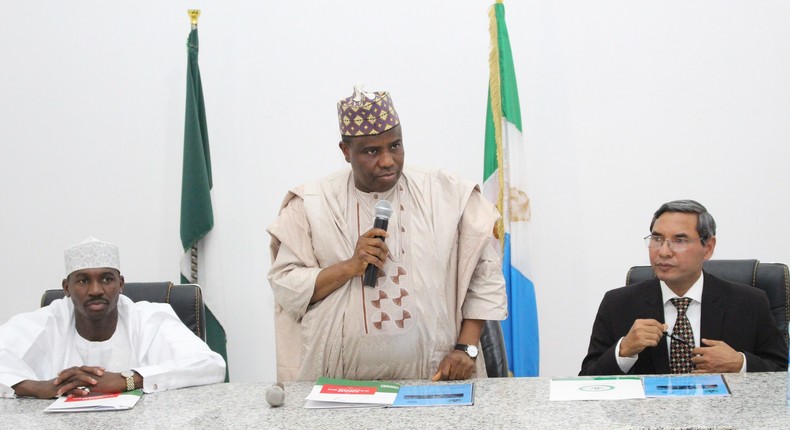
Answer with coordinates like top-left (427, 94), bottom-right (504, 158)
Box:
top-left (669, 297), bottom-right (694, 374)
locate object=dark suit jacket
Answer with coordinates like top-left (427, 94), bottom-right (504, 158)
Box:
top-left (580, 272), bottom-right (788, 375)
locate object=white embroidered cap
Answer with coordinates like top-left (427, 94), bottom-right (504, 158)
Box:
top-left (64, 237), bottom-right (121, 276)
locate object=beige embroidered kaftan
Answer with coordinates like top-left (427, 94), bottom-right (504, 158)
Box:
top-left (268, 167), bottom-right (507, 381)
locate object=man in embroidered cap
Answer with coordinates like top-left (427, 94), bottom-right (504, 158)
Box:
top-left (0, 237), bottom-right (225, 399)
top-left (268, 86), bottom-right (507, 382)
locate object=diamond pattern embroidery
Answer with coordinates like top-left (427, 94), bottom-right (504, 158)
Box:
top-left (670, 297), bottom-right (694, 374)
top-left (337, 91), bottom-right (400, 136)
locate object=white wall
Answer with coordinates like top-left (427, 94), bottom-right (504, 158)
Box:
top-left (1, 1), bottom-right (788, 383)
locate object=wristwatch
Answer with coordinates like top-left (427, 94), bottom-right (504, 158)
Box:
top-left (121, 370), bottom-right (135, 391)
top-left (454, 343), bottom-right (479, 360)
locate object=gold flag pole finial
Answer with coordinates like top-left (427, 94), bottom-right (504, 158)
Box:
top-left (188, 9), bottom-right (201, 29)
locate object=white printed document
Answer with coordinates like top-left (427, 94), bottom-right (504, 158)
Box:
top-left (44, 390), bottom-right (143, 412)
top-left (549, 377), bottom-right (646, 401)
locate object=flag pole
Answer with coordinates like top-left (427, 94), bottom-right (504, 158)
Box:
top-left (187, 8), bottom-right (200, 284)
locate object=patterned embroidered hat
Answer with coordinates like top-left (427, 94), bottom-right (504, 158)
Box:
top-left (64, 237), bottom-right (121, 276)
top-left (337, 84), bottom-right (400, 136)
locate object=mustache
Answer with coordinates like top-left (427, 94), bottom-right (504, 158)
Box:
top-left (377, 169), bottom-right (399, 177)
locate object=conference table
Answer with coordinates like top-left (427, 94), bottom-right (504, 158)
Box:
top-left (2, 372), bottom-right (789, 429)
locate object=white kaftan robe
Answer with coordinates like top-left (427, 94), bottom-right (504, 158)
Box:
top-left (0, 295), bottom-right (226, 398)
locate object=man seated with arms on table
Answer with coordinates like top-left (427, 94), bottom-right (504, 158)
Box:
top-left (580, 200), bottom-right (787, 376)
top-left (267, 85), bottom-right (507, 382)
top-left (0, 237), bottom-right (226, 399)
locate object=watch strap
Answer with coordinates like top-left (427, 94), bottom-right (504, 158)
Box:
top-left (126, 375), bottom-right (135, 391)
top-left (122, 371), bottom-right (135, 391)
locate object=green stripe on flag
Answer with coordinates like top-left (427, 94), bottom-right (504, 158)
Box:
top-left (181, 28), bottom-right (213, 246)
top-left (493, 3), bottom-right (522, 132)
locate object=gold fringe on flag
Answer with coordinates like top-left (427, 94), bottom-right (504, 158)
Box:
top-left (488, 4), bottom-right (506, 250)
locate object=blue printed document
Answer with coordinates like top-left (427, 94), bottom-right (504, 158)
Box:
top-left (390, 383), bottom-right (474, 407)
top-left (643, 374), bottom-right (731, 397)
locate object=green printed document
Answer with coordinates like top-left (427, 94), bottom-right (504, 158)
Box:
top-left (305, 378), bottom-right (475, 409)
top-left (643, 374), bottom-right (731, 397)
top-left (305, 378), bottom-right (400, 408)
top-left (44, 389), bottom-right (143, 413)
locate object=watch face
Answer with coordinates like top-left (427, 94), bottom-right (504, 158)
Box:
top-left (121, 370), bottom-right (134, 378)
top-left (467, 345), bottom-right (479, 358)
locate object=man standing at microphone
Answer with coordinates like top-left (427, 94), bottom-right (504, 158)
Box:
top-left (267, 85), bottom-right (507, 382)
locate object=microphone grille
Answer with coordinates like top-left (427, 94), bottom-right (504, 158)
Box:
top-left (266, 383), bottom-right (285, 407)
top-left (374, 200), bottom-right (393, 219)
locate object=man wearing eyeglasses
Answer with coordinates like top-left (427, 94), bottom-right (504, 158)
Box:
top-left (580, 200), bottom-right (787, 376)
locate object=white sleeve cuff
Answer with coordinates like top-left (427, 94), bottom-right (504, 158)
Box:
top-left (0, 374), bottom-right (25, 399)
top-left (615, 337), bottom-right (638, 373)
top-left (0, 384), bottom-right (16, 399)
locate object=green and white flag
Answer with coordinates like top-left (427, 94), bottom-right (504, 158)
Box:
top-left (181, 25), bottom-right (228, 380)
top-left (483, 0), bottom-right (539, 376)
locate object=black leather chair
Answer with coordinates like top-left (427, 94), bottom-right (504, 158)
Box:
top-left (40, 282), bottom-right (207, 341)
top-left (480, 320), bottom-right (510, 377)
top-left (626, 259), bottom-right (790, 343)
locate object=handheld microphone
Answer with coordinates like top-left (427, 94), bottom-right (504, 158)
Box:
top-left (363, 200), bottom-right (393, 287)
top-left (265, 382), bottom-right (285, 407)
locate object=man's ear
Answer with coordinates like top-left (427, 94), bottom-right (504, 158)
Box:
top-left (61, 277), bottom-right (70, 297)
top-left (119, 274), bottom-right (125, 293)
top-left (702, 236), bottom-right (716, 260)
top-left (339, 141), bottom-right (351, 163)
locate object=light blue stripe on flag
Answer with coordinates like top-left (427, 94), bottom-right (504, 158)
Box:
top-left (502, 233), bottom-right (540, 376)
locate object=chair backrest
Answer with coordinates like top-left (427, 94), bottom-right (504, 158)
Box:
top-left (626, 259), bottom-right (790, 343)
top-left (41, 282), bottom-right (207, 341)
top-left (480, 320), bottom-right (510, 377)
